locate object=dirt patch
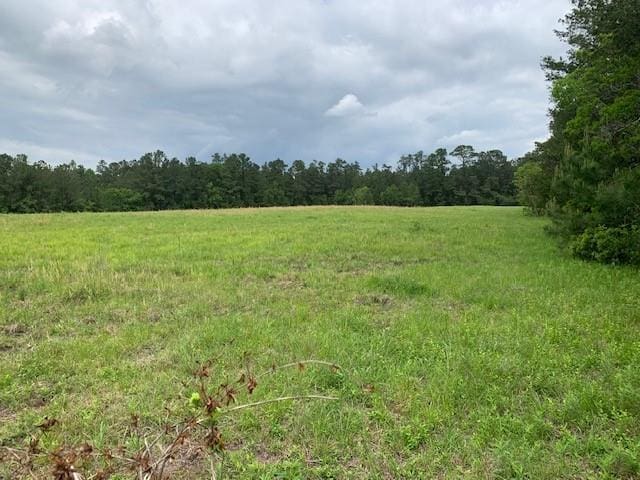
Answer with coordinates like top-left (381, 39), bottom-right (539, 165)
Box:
top-left (10, 299), bottom-right (34, 309)
top-left (277, 278), bottom-right (306, 289)
top-left (2, 323), bottom-right (28, 336)
top-left (108, 309), bottom-right (129, 322)
top-left (354, 294), bottom-right (393, 307)
top-left (222, 438), bottom-right (244, 451)
top-left (146, 308), bottom-right (162, 323)
top-left (267, 273), bottom-right (306, 290)
top-left (27, 393), bottom-right (49, 409)
top-left (255, 447), bottom-right (284, 464)
top-left (211, 302), bottom-right (231, 315)
top-left (133, 347), bottom-right (157, 367)
top-left (156, 440), bottom-right (206, 478)
top-left (0, 406), bottom-right (16, 423)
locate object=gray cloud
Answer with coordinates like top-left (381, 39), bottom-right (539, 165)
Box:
top-left (0, 0), bottom-right (570, 167)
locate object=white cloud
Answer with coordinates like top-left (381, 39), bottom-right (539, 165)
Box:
top-left (325, 94), bottom-right (365, 117)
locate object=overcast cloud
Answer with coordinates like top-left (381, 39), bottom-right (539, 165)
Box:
top-left (0, 0), bottom-right (570, 167)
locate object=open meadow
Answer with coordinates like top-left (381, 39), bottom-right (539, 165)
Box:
top-left (1, 206), bottom-right (639, 479)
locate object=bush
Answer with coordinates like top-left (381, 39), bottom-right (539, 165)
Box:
top-left (571, 226), bottom-right (640, 265)
top-left (99, 187), bottom-right (145, 211)
top-left (514, 161), bottom-right (550, 215)
top-left (352, 186), bottom-right (374, 205)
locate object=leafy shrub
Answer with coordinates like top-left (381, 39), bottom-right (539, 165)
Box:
top-left (352, 186), bottom-right (374, 205)
top-left (571, 226), bottom-right (640, 265)
top-left (514, 161), bottom-right (550, 215)
top-left (99, 187), bottom-right (145, 211)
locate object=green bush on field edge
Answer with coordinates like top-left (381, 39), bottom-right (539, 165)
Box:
top-left (571, 225), bottom-right (640, 265)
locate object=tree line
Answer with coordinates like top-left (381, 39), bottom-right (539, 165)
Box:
top-left (0, 145), bottom-right (517, 213)
top-left (515, 0), bottom-right (639, 265)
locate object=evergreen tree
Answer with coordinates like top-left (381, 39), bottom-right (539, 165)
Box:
top-left (518, 0), bottom-right (640, 264)
top-left (0, 146), bottom-right (519, 213)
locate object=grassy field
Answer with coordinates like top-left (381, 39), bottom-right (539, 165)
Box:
top-left (1, 206), bottom-right (639, 479)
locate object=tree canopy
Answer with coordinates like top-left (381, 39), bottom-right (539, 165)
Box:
top-left (0, 146), bottom-right (517, 213)
top-left (516, 0), bottom-right (640, 265)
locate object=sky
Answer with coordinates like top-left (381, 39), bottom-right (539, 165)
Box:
top-left (0, 0), bottom-right (570, 168)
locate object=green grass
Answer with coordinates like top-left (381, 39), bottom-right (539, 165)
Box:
top-left (1, 206), bottom-right (639, 479)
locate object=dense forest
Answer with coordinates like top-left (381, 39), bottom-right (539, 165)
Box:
top-left (516, 0), bottom-right (639, 265)
top-left (0, 146), bottom-right (517, 212)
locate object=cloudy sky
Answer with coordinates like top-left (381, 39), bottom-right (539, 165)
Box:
top-left (0, 0), bottom-right (570, 167)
